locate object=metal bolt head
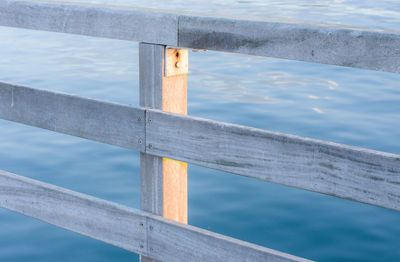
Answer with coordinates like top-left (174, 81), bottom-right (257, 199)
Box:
top-left (138, 139), bottom-right (142, 144)
top-left (175, 61), bottom-right (181, 68)
top-left (140, 244), bottom-right (144, 249)
top-left (137, 116), bottom-right (142, 122)
top-left (148, 144), bottom-right (153, 149)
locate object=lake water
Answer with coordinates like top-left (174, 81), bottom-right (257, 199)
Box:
top-left (1, 1), bottom-right (400, 261)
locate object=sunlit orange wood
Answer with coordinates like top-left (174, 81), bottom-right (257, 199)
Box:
top-left (162, 48), bottom-right (188, 224)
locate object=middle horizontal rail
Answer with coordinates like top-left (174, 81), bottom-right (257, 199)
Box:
top-left (1, 81), bottom-right (399, 211)
top-left (0, 81), bottom-right (145, 151)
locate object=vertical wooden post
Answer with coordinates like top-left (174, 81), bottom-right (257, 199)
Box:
top-left (139, 43), bottom-right (188, 261)
top-left (162, 48), bottom-right (188, 223)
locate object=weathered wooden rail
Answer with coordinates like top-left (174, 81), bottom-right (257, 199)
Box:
top-left (0, 0), bottom-right (399, 261)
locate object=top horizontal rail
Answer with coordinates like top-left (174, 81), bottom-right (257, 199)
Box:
top-left (1, 0), bottom-right (400, 73)
top-left (0, 0), bottom-right (179, 45)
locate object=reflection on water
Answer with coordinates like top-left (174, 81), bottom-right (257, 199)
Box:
top-left (191, 62), bottom-right (341, 105)
top-left (0, 0), bottom-right (400, 262)
top-left (312, 107), bottom-right (324, 114)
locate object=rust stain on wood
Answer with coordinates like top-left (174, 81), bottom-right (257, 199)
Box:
top-left (162, 48), bottom-right (188, 223)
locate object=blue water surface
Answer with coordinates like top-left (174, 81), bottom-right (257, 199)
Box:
top-left (1, 1), bottom-right (400, 261)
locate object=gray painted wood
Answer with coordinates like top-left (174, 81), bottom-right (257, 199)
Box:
top-left (147, 214), bottom-right (312, 262)
top-left (0, 1), bottom-right (399, 73)
top-left (0, 169), bottom-right (148, 254)
top-left (178, 15), bottom-right (400, 74)
top-left (140, 153), bottom-right (163, 216)
top-left (0, 169), bottom-right (311, 261)
top-left (139, 43), bottom-right (164, 216)
top-left (0, 81), bottom-right (145, 151)
top-left (139, 43), bottom-right (164, 262)
top-left (139, 43), bottom-right (164, 110)
top-left (146, 109), bottom-right (400, 211)
top-left (0, 0), bottom-right (178, 46)
top-left (2, 81), bottom-right (399, 211)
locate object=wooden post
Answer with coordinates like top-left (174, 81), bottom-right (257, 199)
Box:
top-left (162, 48), bottom-right (188, 223)
top-left (139, 43), bottom-right (188, 261)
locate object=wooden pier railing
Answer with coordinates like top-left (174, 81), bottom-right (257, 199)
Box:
top-left (0, 1), bottom-right (399, 261)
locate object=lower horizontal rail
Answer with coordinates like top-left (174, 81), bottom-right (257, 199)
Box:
top-left (0, 169), bottom-right (310, 262)
top-left (1, 81), bottom-right (399, 211)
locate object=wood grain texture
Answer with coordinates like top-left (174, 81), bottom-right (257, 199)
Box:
top-left (139, 44), bottom-right (188, 225)
top-left (139, 43), bottom-right (164, 110)
top-left (162, 48), bottom-right (188, 223)
top-left (0, 169), bottom-right (148, 254)
top-left (0, 169), bottom-right (311, 262)
top-left (162, 158), bottom-right (187, 223)
top-left (178, 15), bottom-right (400, 74)
top-left (0, 0), bottom-right (178, 46)
top-left (140, 152), bottom-right (163, 216)
top-left (162, 74), bottom-right (188, 114)
top-left (139, 43), bottom-right (164, 262)
top-left (0, 1), bottom-right (399, 73)
top-left (0, 81), bottom-right (145, 151)
top-left (2, 81), bottom-right (399, 211)
top-left (146, 109), bottom-right (400, 211)
top-left (147, 214), bottom-right (312, 262)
